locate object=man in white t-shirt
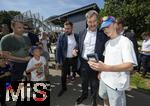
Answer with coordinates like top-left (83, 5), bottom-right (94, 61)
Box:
top-left (26, 46), bottom-right (46, 81)
top-left (88, 16), bottom-right (137, 106)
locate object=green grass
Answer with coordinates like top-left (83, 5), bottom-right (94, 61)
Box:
top-left (130, 72), bottom-right (150, 94)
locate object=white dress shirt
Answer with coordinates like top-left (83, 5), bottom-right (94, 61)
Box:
top-left (67, 34), bottom-right (77, 58)
top-left (82, 29), bottom-right (97, 60)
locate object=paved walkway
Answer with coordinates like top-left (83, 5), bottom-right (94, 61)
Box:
top-left (50, 69), bottom-right (150, 106)
top-left (2, 65), bottom-right (150, 106)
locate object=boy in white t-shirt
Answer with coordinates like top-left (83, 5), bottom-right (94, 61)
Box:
top-left (26, 46), bottom-right (47, 81)
top-left (88, 16), bottom-right (137, 106)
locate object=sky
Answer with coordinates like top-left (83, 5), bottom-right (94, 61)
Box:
top-left (0, 0), bottom-right (104, 19)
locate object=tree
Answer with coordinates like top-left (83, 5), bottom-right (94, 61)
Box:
top-left (0, 10), bottom-right (21, 31)
top-left (99, 0), bottom-right (150, 37)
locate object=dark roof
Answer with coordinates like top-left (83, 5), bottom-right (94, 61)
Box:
top-left (46, 15), bottom-right (58, 21)
top-left (46, 3), bottom-right (100, 23)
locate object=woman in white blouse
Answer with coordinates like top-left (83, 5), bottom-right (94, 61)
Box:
top-left (141, 32), bottom-right (150, 77)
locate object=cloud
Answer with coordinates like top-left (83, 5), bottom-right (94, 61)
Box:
top-left (0, 0), bottom-right (104, 19)
top-left (57, 0), bottom-right (81, 7)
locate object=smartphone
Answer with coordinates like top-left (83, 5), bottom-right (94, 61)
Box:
top-left (87, 53), bottom-right (99, 62)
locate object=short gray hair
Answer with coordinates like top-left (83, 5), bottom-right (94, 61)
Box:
top-left (85, 10), bottom-right (98, 19)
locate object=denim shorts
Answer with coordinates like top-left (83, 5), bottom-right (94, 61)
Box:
top-left (99, 80), bottom-right (126, 106)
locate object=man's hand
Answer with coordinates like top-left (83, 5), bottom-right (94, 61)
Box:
top-left (72, 49), bottom-right (78, 57)
top-left (0, 51), bottom-right (11, 58)
top-left (88, 61), bottom-right (110, 72)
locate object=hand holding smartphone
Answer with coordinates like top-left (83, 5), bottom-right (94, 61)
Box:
top-left (87, 53), bottom-right (99, 62)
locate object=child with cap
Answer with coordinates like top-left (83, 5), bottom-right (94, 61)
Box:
top-left (88, 16), bottom-right (137, 106)
top-left (26, 46), bottom-right (47, 81)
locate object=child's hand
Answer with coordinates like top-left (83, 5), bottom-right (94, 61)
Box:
top-left (34, 65), bottom-right (39, 69)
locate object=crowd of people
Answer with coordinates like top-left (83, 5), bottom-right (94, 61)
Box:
top-left (0, 9), bottom-right (149, 106)
top-left (0, 19), bottom-right (52, 106)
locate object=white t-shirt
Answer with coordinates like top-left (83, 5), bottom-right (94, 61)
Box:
top-left (67, 34), bottom-right (76, 58)
top-left (101, 35), bottom-right (137, 91)
top-left (82, 29), bottom-right (97, 60)
top-left (26, 56), bottom-right (46, 81)
top-left (141, 39), bottom-right (150, 55)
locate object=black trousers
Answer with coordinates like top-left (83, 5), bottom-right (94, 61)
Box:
top-left (61, 57), bottom-right (77, 89)
top-left (141, 55), bottom-right (150, 76)
top-left (80, 58), bottom-right (99, 100)
top-left (11, 62), bottom-right (28, 81)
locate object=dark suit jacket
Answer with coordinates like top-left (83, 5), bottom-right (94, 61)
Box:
top-left (28, 32), bottom-right (39, 46)
top-left (56, 33), bottom-right (78, 65)
top-left (123, 30), bottom-right (139, 60)
top-left (76, 29), bottom-right (109, 69)
top-left (123, 30), bottom-right (139, 69)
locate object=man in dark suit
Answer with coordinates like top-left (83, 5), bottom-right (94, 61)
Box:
top-left (72, 10), bottom-right (108, 106)
top-left (56, 21), bottom-right (78, 97)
